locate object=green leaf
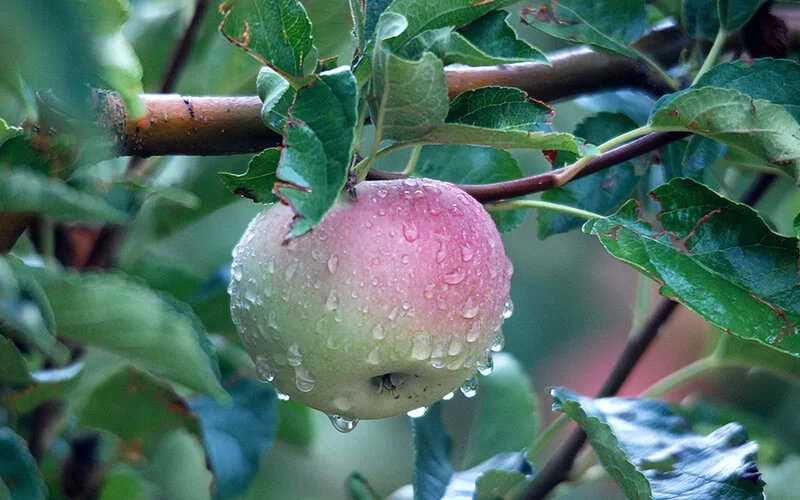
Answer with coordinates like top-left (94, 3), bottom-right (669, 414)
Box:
top-left (650, 87), bottom-right (800, 181)
top-left (414, 145), bottom-right (527, 232)
top-left (718, 335), bottom-right (800, 386)
top-left (0, 427), bottom-right (46, 500)
top-left (365, 0), bottom-right (393, 41)
top-left (220, 0), bottom-right (315, 80)
top-left (256, 67), bottom-right (291, 115)
top-left (0, 119), bottom-right (23, 150)
top-left (218, 148), bottom-right (280, 203)
top-left (0, 167), bottom-right (127, 222)
top-left (763, 455), bottom-right (800, 499)
top-left (189, 378), bottom-right (277, 499)
top-left (5, 361), bottom-right (84, 415)
top-left (27, 267), bottom-right (228, 401)
top-left (539, 112), bottom-right (642, 239)
top-left (420, 123), bottom-right (588, 155)
top-left (99, 465), bottom-right (159, 500)
top-left (584, 178), bottom-right (800, 359)
top-left (142, 430), bottom-right (212, 500)
top-left (684, 0), bottom-right (764, 39)
top-left (0, 258), bottom-right (66, 363)
top-left (78, 367), bottom-right (200, 454)
top-left (370, 14), bottom-right (449, 142)
top-left (463, 353), bottom-right (537, 468)
top-left (276, 398), bottom-right (316, 448)
top-left (522, 0), bottom-right (647, 58)
top-left (412, 403), bottom-right (453, 500)
top-left (382, 0), bottom-right (517, 51)
top-left (442, 452), bottom-right (533, 499)
top-left (0, 336), bottom-right (31, 384)
top-left (348, 472), bottom-right (382, 500)
top-left (398, 11), bottom-right (547, 66)
top-left (276, 67), bottom-right (358, 238)
top-left (552, 387), bottom-right (765, 499)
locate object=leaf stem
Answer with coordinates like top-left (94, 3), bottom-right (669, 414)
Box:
top-left (402, 145), bottom-right (423, 176)
top-left (487, 199), bottom-right (601, 221)
top-left (40, 216), bottom-right (56, 267)
top-left (640, 355), bottom-right (720, 398)
top-left (628, 274), bottom-right (651, 337)
top-left (692, 27), bottom-right (727, 85)
top-left (529, 415), bottom-right (570, 461)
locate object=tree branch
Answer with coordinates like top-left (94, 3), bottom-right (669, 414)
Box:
top-left (367, 131), bottom-right (689, 202)
top-left (520, 174), bottom-right (777, 500)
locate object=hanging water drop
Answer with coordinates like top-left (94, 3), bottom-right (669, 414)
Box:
top-left (407, 406), bottom-right (428, 418)
top-left (442, 392), bottom-right (455, 401)
top-left (328, 414), bottom-right (359, 433)
top-left (254, 355), bottom-right (274, 382)
top-left (490, 331), bottom-right (505, 352)
top-left (460, 376), bottom-right (478, 398)
top-left (477, 353), bottom-right (494, 376)
top-left (276, 391), bottom-right (290, 401)
top-left (503, 298), bottom-right (514, 319)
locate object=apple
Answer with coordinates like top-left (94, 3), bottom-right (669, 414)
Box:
top-left (229, 178), bottom-right (513, 426)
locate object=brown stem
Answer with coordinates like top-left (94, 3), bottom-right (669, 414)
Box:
top-left (367, 132), bottom-right (689, 202)
top-left (520, 174), bottom-right (777, 500)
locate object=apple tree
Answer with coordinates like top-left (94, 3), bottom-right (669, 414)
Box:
top-left (1, 0), bottom-right (800, 498)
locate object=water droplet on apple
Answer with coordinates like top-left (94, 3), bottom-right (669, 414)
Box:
top-left (326, 336), bottom-right (338, 349)
top-left (431, 359), bottom-right (445, 368)
top-left (284, 261), bottom-right (298, 280)
top-left (460, 244), bottom-right (474, 262)
top-left (477, 353), bottom-right (494, 376)
top-left (411, 334), bottom-right (433, 360)
top-left (377, 188), bottom-right (388, 198)
top-left (367, 346), bottom-right (383, 365)
top-left (447, 340), bottom-right (463, 356)
top-left (244, 278), bottom-right (257, 302)
top-left (442, 392), bottom-right (455, 401)
top-left (462, 297), bottom-right (480, 319)
top-left (327, 254), bottom-right (338, 273)
top-left (328, 414), bottom-right (358, 433)
top-left (276, 391), bottom-right (290, 401)
top-left (490, 331), bottom-right (505, 352)
top-left (460, 376), bottom-right (478, 398)
top-left (268, 310), bottom-right (278, 329)
top-left (444, 267), bottom-right (466, 286)
top-left (388, 306), bottom-right (399, 321)
top-left (401, 254), bottom-right (410, 264)
top-left (372, 324), bottom-right (385, 340)
top-left (407, 406), bottom-right (428, 418)
top-left (402, 221), bottom-right (420, 242)
top-left (466, 323), bottom-right (481, 343)
top-left (503, 298), bottom-right (514, 319)
top-left (254, 355), bottom-right (274, 382)
top-left (266, 255), bottom-right (276, 274)
top-left (232, 265), bottom-right (242, 281)
top-left (294, 366), bottom-right (315, 392)
top-left (311, 249), bottom-right (321, 260)
top-left (326, 291), bottom-right (339, 311)
top-left (333, 396), bottom-right (354, 412)
top-left (423, 284), bottom-right (435, 299)
top-left (287, 343), bottom-right (302, 366)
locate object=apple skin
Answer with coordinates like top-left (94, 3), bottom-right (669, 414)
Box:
top-left (229, 178), bottom-right (512, 419)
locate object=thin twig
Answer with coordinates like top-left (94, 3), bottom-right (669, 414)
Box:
top-left (519, 173), bottom-right (776, 500)
top-left (367, 132), bottom-right (690, 202)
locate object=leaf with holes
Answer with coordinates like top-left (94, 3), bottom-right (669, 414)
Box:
top-left (584, 178), bottom-right (800, 358)
top-left (552, 387), bottom-right (765, 500)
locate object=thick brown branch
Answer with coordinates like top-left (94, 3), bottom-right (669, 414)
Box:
top-left (367, 131), bottom-right (689, 202)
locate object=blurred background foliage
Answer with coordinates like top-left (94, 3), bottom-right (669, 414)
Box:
top-left (2, 0), bottom-right (800, 499)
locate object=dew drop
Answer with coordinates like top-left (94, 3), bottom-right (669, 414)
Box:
top-left (407, 406), bottom-right (428, 418)
top-left (462, 297), bottom-right (480, 319)
top-left (503, 298), bottom-right (514, 319)
top-left (411, 334), bottom-right (433, 360)
top-left (490, 331), bottom-right (505, 352)
top-left (295, 367), bottom-right (316, 392)
top-left (367, 346), bottom-right (383, 365)
top-left (328, 414), bottom-right (359, 433)
top-left (372, 324), bottom-right (386, 340)
top-left (444, 268), bottom-right (466, 285)
top-left (322, 253), bottom-right (338, 273)
top-left (326, 291), bottom-right (339, 311)
top-left (442, 392), bottom-right (455, 401)
top-left (460, 376), bottom-right (478, 398)
top-left (276, 391), bottom-right (290, 401)
top-left (268, 310), bottom-right (278, 329)
top-left (287, 343), bottom-right (303, 366)
top-left (402, 222), bottom-right (420, 242)
top-left (478, 353), bottom-right (494, 376)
